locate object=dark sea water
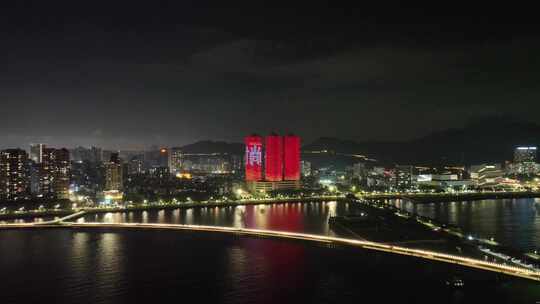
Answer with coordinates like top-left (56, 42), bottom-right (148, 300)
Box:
top-left (1, 229), bottom-right (538, 304)
top-left (391, 198), bottom-right (540, 252)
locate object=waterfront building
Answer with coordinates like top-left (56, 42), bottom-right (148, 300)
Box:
top-left (40, 148), bottom-right (70, 199)
top-left (170, 147), bottom-right (184, 174)
top-left (178, 154), bottom-right (232, 174)
top-left (231, 154), bottom-right (243, 172)
top-left (283, 134), bottom-right (301, 181)
top-left (352, 162), bottom-right (367, 180)
top-left (470, 164), bottom-right (504, 188)
top-left (514, 146), bottom-right (537, 163)
top-left (105, 153), bottom-right (123, 191)
top-left (395, 165), bottom-right (414, 190)
top-left (245, 135), bottom-right (263, 181)
top-left (245, 133), bottom-right (301, 192)
top-left (513, 146), bottom-right (538, 176)
top-left (0, 149), bottom-right (31, 201)
top-left (301, 160), bottom-right (312, 177)
top-left (265, 134), bottom-right (283, 181)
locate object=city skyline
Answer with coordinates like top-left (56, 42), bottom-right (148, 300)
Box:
top-left (3, 3), bottom-right (540, 302)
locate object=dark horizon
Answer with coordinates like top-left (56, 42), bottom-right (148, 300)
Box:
top-left (2, 2), bottom-right (540, 150)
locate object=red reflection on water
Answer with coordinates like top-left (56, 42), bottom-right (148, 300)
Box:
top-left (243, 204), bottom-right (304, 232)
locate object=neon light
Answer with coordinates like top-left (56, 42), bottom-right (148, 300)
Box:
top-left (245, 136), bottom-right (263, 181)
top-left (265, 135), bottom-right (283, 181)
top-left (283, 135), bottom-right (301, 181)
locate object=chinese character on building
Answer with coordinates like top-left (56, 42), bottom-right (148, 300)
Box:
top-left (247, 145), bottom-right (262, 166)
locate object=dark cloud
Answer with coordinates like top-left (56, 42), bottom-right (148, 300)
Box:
top-left (0, 2), bottom-right (539, 149)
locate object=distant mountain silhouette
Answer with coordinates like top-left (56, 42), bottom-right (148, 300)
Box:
top-left (303, 118), bottom-right (540, 165)
top-left (178, 118), bottom-right (539, 166)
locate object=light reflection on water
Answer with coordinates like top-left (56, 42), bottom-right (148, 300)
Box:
top-left (80, 201), bottom-right (345, 237)
top-left (6, 198), bottom-right (540, 252)
top-left (391, 198), bottom-right (540, 252)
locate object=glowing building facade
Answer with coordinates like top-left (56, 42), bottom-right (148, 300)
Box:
top-left (245, 133), bottom-right (301, 192)
top-left (265, 134), bottom-right (283, 181)
top-left (283, 134), bottom-right (301, 181)
top-left (245, 135), bottom-right (263, 181)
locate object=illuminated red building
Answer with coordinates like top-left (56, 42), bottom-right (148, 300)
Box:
top-left (244, 135), bottom-right (263, 181)
top-left (283, 134), bottom-right (301, 181)
top-left (245, 133), bottom-right (301, 192)
top-left (265, 134), bottom-right (283, 181)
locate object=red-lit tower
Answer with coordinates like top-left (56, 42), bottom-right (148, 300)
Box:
top-left (283, 134), bottom-right (301, 181)
top-left (244, 135), bottom-right (263, 181)
top-left (265, 134), bottom-right (283, 181)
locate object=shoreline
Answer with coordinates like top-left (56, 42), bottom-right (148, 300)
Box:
top-left (2, 191), bottom-right (539, 221)
top-left (358, 191), bottom-right (540, 203)
top-left (0, 196), bottom-right (346, 221)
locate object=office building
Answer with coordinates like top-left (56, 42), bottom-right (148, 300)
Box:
top-left (514, 146), bottom-right (537, 163)
top-left (395, 165), bottom-right (413, 190)
top-left (170, 147), bottom-right (184, 174)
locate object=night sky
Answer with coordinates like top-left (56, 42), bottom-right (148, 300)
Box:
top-left (2, 2), bottom-right (539, 149)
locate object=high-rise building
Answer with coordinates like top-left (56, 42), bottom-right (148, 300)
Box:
top-left (105, 153), bottom-right (123, 191)
top-left (170, 147), bottom-right (184, 174)
top-left (231, 154), bottom-right (243, 172)
top-left (514, 146), bottom-right (537, 163)
top-left (395, 165), bottom-right (413, 190)
top-left (353, 162), bottom-right (368, 180)
top-left (0, 149), bottom-right (30, 201)
top-left (70, 146), bottom-right (104, 163)
top-left (91, 146), bottom-right (103, 163)
top-left (159, 148), bottom-right (170, 168)
top-left (40, 148), bottom-right (70, 199)
top-left (513, 146), bottom-right (538, 176)
top-left (265, 134), bottom-right (283, 181)
top-left (283, 134), bottom-right (301, 181)
top-left (30, 143), bottom-right (45, 163)
top-left (245, 135), bottom-right (263, 181)
top-left (128, 158), bottom-right (145, 176)
top-left (245, 133), bottom-right (301, 192)
top-left (301, 160), bottom-right (312, 177)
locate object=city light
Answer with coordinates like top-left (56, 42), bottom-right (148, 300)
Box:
top-left (2, 5), bottom-right (540, 300)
